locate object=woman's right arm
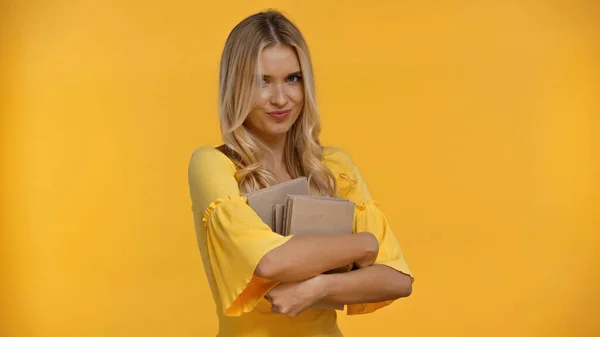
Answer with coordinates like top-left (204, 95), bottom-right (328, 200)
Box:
top-left (255, 232), bottom-right (378, 282)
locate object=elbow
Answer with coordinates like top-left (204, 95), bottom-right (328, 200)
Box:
top-left (254, 263), bottom-right (275, 280)
top-left (255, 254), bottom-right (281, 280)
top-left (394, 274), bottom-right (413, 299)
top-left (400, 282), bottom-right (413, 298)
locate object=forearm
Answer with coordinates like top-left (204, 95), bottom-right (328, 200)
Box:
top-left (317, 264), bottom-right (413, 305)
top-left (255, 232), bottom-right (377, 282)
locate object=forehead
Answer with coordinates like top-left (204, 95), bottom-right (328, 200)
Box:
top-left (258, 44), bottom-right (300, 75)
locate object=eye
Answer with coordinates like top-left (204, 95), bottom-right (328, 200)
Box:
top-left (287, 74), bottom-right (302, 83)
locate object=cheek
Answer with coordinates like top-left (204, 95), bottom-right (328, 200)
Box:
top-left (253, 88), bottom-right (270, 110)
top-left (246, 90), bottom-right (269, 124)
top-left (289, 86), bottom-right (304, 106)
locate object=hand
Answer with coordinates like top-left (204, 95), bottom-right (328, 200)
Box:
top-left (266, 275), bottom-right (326, 317)
top-left (354, 232), bottom-right (379, 268)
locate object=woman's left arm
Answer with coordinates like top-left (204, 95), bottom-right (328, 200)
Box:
top-left (317, 264), bottom-right (412, 305)
top-left (266, 264), bottom-right (411, 316)
top-left (267, 149), bottom-right (414, 316)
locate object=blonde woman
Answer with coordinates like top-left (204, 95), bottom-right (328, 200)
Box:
top-left (188, 9), bottom-right (413, 337)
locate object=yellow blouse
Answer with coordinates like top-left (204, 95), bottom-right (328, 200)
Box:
top-left (187, 146), bottom-right (413, 337)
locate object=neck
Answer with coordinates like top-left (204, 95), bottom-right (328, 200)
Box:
top-left (259, 134), bottom-right (287, 170)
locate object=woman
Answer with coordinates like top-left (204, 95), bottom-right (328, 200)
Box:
top-left (188, 9), bottom-right (413, 337)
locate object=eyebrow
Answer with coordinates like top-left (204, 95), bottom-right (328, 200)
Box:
top-left (262, 71), bottom-right (302, 79)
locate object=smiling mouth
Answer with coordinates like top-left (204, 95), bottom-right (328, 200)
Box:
top-left (268, 109), bottom-right (291, 120)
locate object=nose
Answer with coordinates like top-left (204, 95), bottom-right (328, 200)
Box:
top-left (269, 84), bottom-right (288, 107)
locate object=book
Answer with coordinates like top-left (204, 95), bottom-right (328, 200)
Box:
top-left (244, 177), bottom-right (355, 311)
top-left (243, 177), bottom-right (310, 232)
top-left (272, 204), bottom-right (285, 235)
top-left (283, 194), bottom-right (355, 274)
top-left (282, 194), bottom-right (354, 236)
top-left (282, 194), bottom-right (355, 311)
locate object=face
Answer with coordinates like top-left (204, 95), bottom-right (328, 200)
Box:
top-left (244, 44), bottom-right (304, 143)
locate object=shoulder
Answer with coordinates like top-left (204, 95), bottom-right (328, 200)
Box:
top-left (188, 146), bottom-right (237, 179)
top-left (187, 146), bottom-right (243, 212)
top-left (322, 146), bottom-right (373, 201)
top-left (322, 146), bottom-right (352, 167)
top-left (190, 146), bottom-right (234, 164)
top-left (322, 146), bottom-right (358, 174)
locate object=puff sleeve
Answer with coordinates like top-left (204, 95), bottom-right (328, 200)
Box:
top-left (187, 147), bottom-right (292, 316)
top-left (330, 149), bottom-right (414, 315)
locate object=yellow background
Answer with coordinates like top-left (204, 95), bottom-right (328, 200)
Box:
top-left (2, 1), bottom-right (598, 336)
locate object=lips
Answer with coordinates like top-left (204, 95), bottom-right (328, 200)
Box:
top-left (268, 109), bottom-right (290, 120)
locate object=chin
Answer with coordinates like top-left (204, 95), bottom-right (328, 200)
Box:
top-left (266, 127), bottom-right (291, 138)
top-left (246, 116), bottom-right (298, 141)
top-left (268, 121), bottom-right (294, 135)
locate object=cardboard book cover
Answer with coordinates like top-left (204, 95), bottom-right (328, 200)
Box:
top-left (243, 177), bottom-right (309, 231)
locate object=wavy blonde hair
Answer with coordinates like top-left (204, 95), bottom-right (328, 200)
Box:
top-left (218, 9), bottom-right (337, 197)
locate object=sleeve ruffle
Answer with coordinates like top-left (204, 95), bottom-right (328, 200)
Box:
top-left (201, 194), bottom-right (292, 316)
top-left (201, 195), bottom-right (246, 224)
top-left (347, 200), bottom-right (413, 315)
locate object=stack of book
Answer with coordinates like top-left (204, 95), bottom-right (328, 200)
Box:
top-left (244, 177), bottom-right (355, 310)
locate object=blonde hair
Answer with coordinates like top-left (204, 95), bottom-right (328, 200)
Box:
top-left (218, 9), bottom-right (337, 197)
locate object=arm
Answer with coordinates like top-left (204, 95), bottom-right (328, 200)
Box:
top-left (255, 232), bottom-right (379, 283)
top-left (316, 264), bottom-right (412, 304)
top-left (266, 265), bottom-right (412, 317)
top-left (267, 148), bottom-right (415, 316)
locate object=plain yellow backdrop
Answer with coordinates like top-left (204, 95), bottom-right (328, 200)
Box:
top-left (1, 1), bottom-right (598, 336)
